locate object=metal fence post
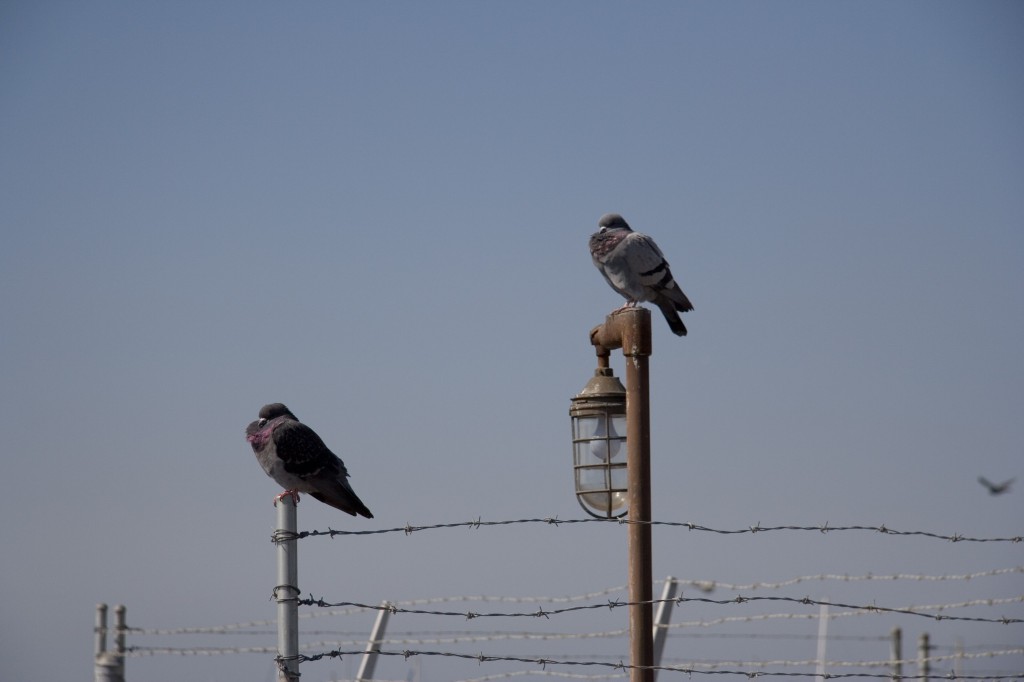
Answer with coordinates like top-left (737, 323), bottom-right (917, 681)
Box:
top-left (274, 495), bottom-right (300, 682)
top-left (356, 601), bottom-right (392, 681)
top-left (94, 603), bottom-right (125, 682)
top-left (815, 600), bottom-right (829, 682)
top-left (918, 633), bottom-right (930, 682)
top-left (891, 627), bottom-right (902, 682)
top-left (651, 576), bottom-right (679, 681)
top-left (114, 604), bottom-right (126, 681)
top-left (95, 603), bottom-right (108, 658)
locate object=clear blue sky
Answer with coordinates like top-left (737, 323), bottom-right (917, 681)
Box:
top-left (1, 2), bottom-right (1021, 681)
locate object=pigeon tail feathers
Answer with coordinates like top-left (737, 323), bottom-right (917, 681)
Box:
top-left (664, 286), bottom-right (694, 313)
top-left (310, 487), bottom-right (374, 518)
top-left (655, 297), bottom-right (688, 336)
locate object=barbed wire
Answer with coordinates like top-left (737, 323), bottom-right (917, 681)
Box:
top-left (120, 566), bottom-right (1022, 637)
top-left (297, 594), bottom-right (1024, 625)
top-left (126, 645), bottom-right (277, 656)
top-left (125, 627), bottom-right (1008, 654)
top-left (449, 664), bottom-right (1024, 682)
top-left (291, 517), bottom-right (1024, 543)
top-left (526, 651), bottom-right (1024, 671)
top-left (124, 594), bottom-right (1020, 638)
top-left (302, 630), bottom-right (626, 648)
top-left (664, 608), bottom-right (1009, 629)
top-left (124, 627), bottom-right (895, 645)
top-left (443, 667), bottom-right (1021, 682)
top-left (675, 567), bottom-right (1024, 592)
top-left (455, 673), bottom-right (627, 682)
top-left (122, 519), bottom-right (1024, 677)
top-left (562, 650), bottom-right (1024, 671)
top-left (293, 648), bottom-right (1024, 679)
top-left (311, 629), bottom-right (891, 643)
top-left (123, 643), bottom-right (1024, 668)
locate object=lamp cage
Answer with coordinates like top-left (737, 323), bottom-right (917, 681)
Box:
top-left (570, 367), bottom-right (628, 518)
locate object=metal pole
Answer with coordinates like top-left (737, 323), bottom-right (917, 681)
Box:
top-left (95, 603), bottom-right (111, 682)
top-left (592, 308), bottom-right (655, 682)
top-left (94, 603), bottom-right (125, 682)
top-left (815, 601), bottom-right (828, 682)
top-left (624, 309), bottom-right (654, 682)
top-left (95, 603), bottom-right (108, 657)
top-left (114, 604), bottom-right (126, 681)
top-left (593, 307), bottom-right (655, 679)
top-left (891, 628), bottom-right (902, 682)
top-left (275, 495), bottom-right (300, 682)
top-left (918, 633), bottom-right (930, 682)
top-left (651, 577), bottom-right (679, 681)
top-left (94, 654), bottom-right (123, 682)
top-left (356, 601), bottom-right (392, 681)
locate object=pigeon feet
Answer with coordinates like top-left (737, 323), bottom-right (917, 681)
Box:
top-left (274, 490), bottom-right (301, 506)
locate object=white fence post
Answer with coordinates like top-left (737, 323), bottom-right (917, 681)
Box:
top-left (94, 602), bottom-right (125, 682)
top-left (356, 601), bottom-right (392, 681)
top-left (918, 632), bottom-right (931, 682)
top-left (274, 495), bottom-right (300, 682)
top-left (815, 600), bottom-right (829, 682)
top-left (651, 576), bottom-right (679, 681)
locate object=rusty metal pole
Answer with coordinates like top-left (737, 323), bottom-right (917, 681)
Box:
top-left (591, 307), bottom-right (654, 682)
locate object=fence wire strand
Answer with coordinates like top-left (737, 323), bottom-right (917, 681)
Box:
top-left (296, 595), bottom-right (1024, 625)
top-left (294, 517), bottom-right (1024, 543)
top-left (295, 647), bottom-right (1024, 680)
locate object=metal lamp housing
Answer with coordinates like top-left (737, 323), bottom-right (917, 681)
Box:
top-left (570, 367), bottom-right (629, 518)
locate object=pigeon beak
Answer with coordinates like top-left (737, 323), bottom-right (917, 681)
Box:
top-left (258, 418), bottom-right (267, 426)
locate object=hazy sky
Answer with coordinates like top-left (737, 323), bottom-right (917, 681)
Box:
top-left (1, 2), bottom-right (1021, 681)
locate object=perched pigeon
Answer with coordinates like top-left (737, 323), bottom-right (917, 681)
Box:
top-left (589, 213), bottom-right (693, 336)
top-left (245, 403), bottom-right (373, 517)
top-left (978, 476), bottom-right (1014, 496)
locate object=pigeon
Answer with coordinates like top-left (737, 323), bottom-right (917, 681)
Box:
top-left (589, 213), bottom-right (693, 336)
top-left (978, 476), bottom-right (1014, 496)
top-left (245, 403), bottom-right (373, 517)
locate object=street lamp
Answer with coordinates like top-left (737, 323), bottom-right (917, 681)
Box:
top-left (576, 307), bottom-right (655, 682)
top-left (570, 366), bottom-right (628, 518)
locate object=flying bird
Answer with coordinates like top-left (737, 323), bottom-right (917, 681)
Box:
top-left (589, 213), bottom-right (693, 336)
top-left (245, 403), bottom-right (373, 517)
top-left (977, 476), bottom-right (1014, 496)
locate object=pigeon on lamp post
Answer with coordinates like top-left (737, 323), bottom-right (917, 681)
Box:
top-left (589, 213), bottom-right (693, 336)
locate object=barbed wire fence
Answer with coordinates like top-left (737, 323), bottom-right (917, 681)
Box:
top-left (101, 517), bottom-right (1024, 682)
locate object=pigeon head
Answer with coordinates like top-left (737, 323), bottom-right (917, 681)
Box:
top-left (246, 403), bottom-right (297, 446)
top-left (258, 403), bottom-right (298, 423)
top-left (597, 213), bottom-right (631, 232)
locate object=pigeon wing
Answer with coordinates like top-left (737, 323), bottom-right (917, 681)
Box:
top-left (271, 420), bottom-right (373, 517)
top-left (627, 234), bottom-right (693, 310)
top-left (271, 420), bottom-right (347, 480)
top-left (622, 232), bottom-right (667, 272)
